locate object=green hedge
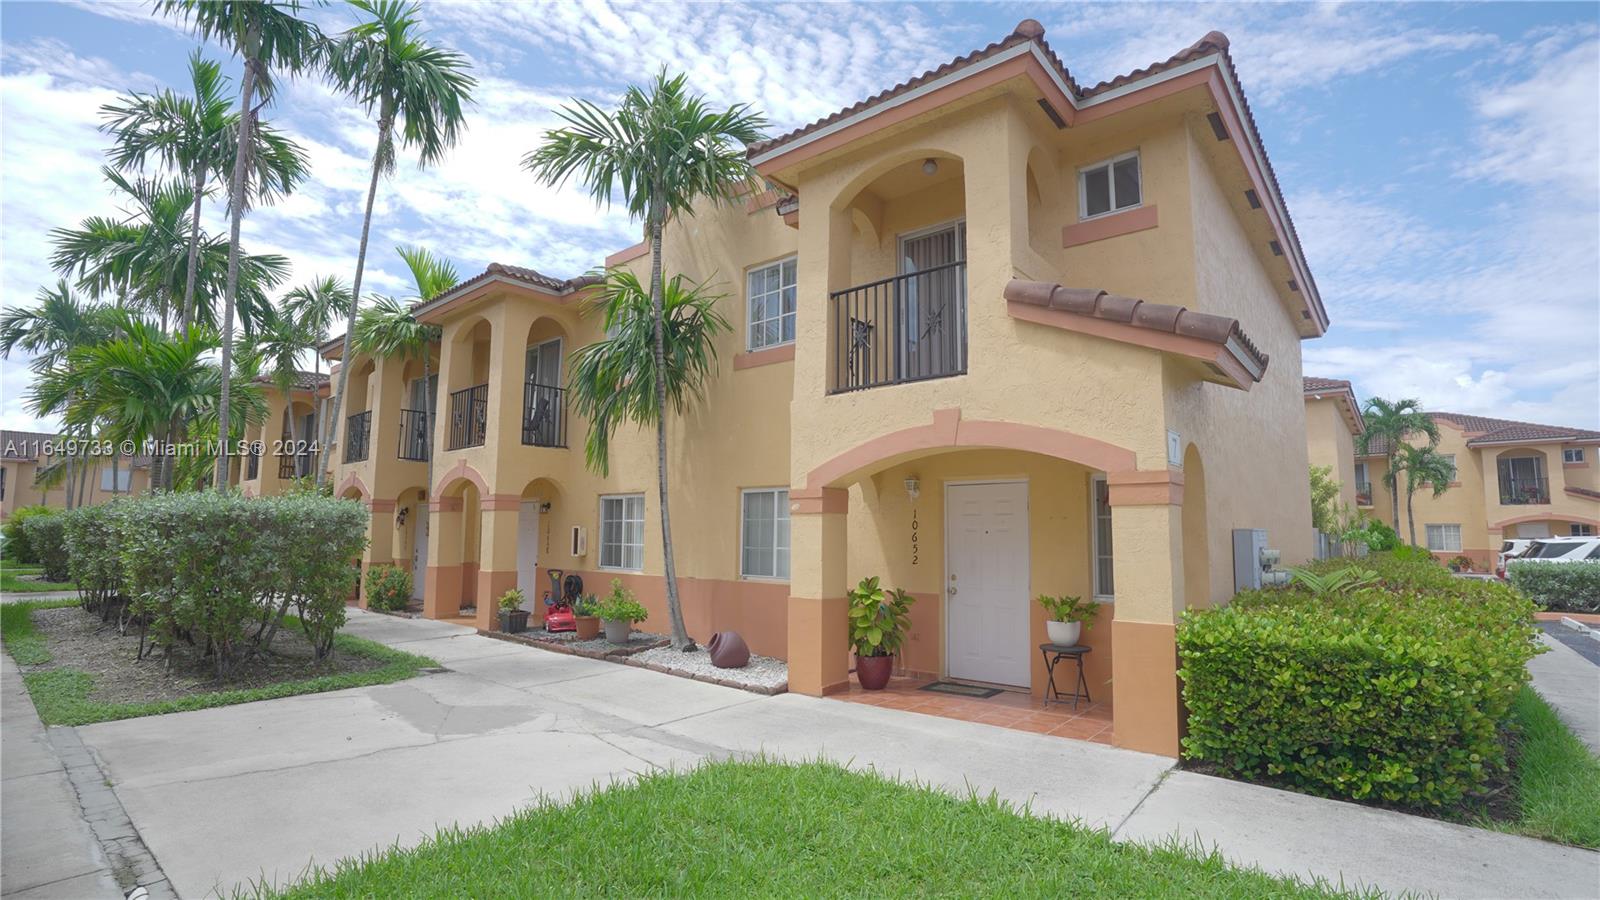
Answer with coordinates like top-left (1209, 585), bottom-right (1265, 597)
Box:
top-left (62, 503), bottom-right (126, 615)
top-left (20, 513), bottom-right (69, 582)
top-left (1178, 553), bottom-right (1540, 809)
top-left (1507, 560), bottom-right (1600, 614)
top-left (2, 505), bottom-right (55, 563)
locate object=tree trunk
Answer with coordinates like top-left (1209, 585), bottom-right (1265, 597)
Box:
top-left (649, 209), bottom-right (693, 652)
top-left (322, 114), bottom-right (390, 488)
top-left (1387, 450), bottom-right (1400, 534)
top-left (214, 31), bottom-right (259, 491)
top-left (1406, 485), bottom-right (1417, 547)
top-left (182, 162), bottom-right (206, 333)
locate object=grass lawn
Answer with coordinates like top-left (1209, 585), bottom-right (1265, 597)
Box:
top-left (263, 759), bottom-right (1364, 899)
top-left (0, 600), bottom-right (437, 726)
top-left (0, 564), bottom-right (76, 592)
top-left (1497, 687), bottom-right (1600, 848)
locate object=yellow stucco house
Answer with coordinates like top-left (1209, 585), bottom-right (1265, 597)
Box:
top-left (311, 21), bottom-right (1328, 757)
top-left (1357, 412), bottom-right (1600, 570)
top-left (0, 430), bottom-right (152, 520)
top-left (236, 371), bottom-right (332, 498)
top-left (1303, 377), bottom-right (1366, 514)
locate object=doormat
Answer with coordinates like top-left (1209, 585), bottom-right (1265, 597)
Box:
top-left (919, 681), bottom-right (1002, 699)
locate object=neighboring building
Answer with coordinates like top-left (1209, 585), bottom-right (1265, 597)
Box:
top-left (1303, 377), bottom-right (1366, 513)
top-left (0, 429), bottom-right (151, 519)
top-left (323, 21), bottom-right (1326, 756)
top-left (236, 371), bottom-right (332, 497)
top-left (1359, 413), bottom-right (1600, 569)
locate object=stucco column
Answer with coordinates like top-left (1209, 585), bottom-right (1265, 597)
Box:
top-left (786, 487), bottom-right (850, 695)
top-left (357, 499), bottom-right (397, 609)
top-left (424, 493), bottom-right (464, 618)
top-left (1107, 469), bottom-right (1185, 757)
top-left (474, 496), bottom-right (522, 632)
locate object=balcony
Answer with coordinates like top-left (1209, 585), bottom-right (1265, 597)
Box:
top-left (447, 384), bottom-right (488, 450)
top-left (277, 450), bottom-right (311, 480)
top-left (1355, 482), bottom-right (1373, 507)
top-left (398, 408), bottom-right (430, 461)
top-left (830, 261), bottom-right (967, 394)
top-left (1499, 475), bottom-right (1550, 505)
top-left (344, 411), bottom-right (371, 463)
top-left (522, 382), bottom-right (567, 448)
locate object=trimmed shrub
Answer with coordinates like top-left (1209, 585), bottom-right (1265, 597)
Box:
top-left (21, 513), bottom-right (69, 582)
top-left (63, 503), bottom-right (127, 617)
top-left (1178, 553), bottom-right (1540, 810)
top-left (1508, 560), bottom-right (1600, 614)
top-left (272, 491), bottom-right (367, 656)
top-left (365, 565), bottom-right (413, 612)
top-left (2, 505), bottom-right (55, 563)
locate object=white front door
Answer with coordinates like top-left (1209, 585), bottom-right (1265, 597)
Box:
top-left (945, 480), bottom-right (1030, 686)
top-left (517, 501), bottom-right (541, 610)
top-left (410, 505), bottom-right (429, 600)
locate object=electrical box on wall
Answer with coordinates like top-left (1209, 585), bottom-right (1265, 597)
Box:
top-left (1233, 528), bottom-right (1290, 593)
top-left (570, 525), bottom-right (587, 558)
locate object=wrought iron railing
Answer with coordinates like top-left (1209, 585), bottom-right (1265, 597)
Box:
top-left (1355, 481), bottom-right (1373, 506)
top-left (398, 408), bottom-right (430, 461)
top-left (447, 384), bottom-right (488, 450)
top-left (278, 449), bottom-right (311, 479)
top-left (1499, 475), bottom-right (1550, 505)
top-left (344, 411), bottom-right (371, 463)
top-left (829, 261), bottom-right (966, 394)
top-left (246, 447), bottom-right (260, 480)
top-left (522, 382), bottom-right (567, 448)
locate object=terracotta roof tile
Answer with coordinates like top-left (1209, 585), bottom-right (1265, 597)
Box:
top-left (1568, 486), bottom-right (1600, 501)
top-left (1303, 376), bottom-right (1351, 393)
top-left (253, 371), bottom-right (329, 392)
top-left (1357, 412), bottom-right (1600, 456)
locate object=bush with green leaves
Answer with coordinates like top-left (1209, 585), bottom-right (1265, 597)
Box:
top-left (1178, 552), bottom-right (1540, 810)
top-left (847, 576), bottom-right (915, 658)
top-left (364, 564), bottom-right (413, 612)
top-left (62, 502), bottom-right (127, 617)
top-left (1508, 560), bottom-right (1600, 613)
top-left (21, 512), bottom-right (69, 582)
top-left (595, 579), bottom-right (648, 623)
top-left (2, 505), bottom-right (55, 563)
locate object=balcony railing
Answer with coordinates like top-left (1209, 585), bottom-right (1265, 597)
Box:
top-left (246, 448), bottom-right (260, 480)
top-left (344, 411), bottom-right (371, 463)
top-left (1499, 475), bottom-right (1550, 505)
top-left (447, 384), bottom-right (488, 450)
top-left (1355, 481), bottom-right (1373, 507)
top-left (277, 449), bottom-right (312, 480)
top-left (830, 261), bottom-right (967, 394)
top-left (398, 408), bottom-right (430, 461)
top-left (522, 382), bottom-right (567, 448)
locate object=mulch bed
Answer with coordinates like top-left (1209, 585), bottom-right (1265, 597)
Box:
top-left (482, 626), bottom-right (668, 659)
top-left (25, 606), bottom-right (386, 705)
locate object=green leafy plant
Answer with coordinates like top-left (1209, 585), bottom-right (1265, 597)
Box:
top-left (595, 579), bottom-right (648, 623)
top-left (2, 505), bottom-right (56, 563)
top-left (1340, 517), bottom-right (1399, 552)
top-left (1285, 565), bottom-right (1379, 597)
top-left (364, 564), bottom-right (413, 612)
top-left (1389, 544), bottom-right (1437, 565)
top-left (1447, 555), bottom-right (1474, 573)
top-left (573, 594), bottom-right (600, 617)
top-left (1180, 553), bottom-right (1541, 810)
top-left (1037, 594), bottom-right (1098, 628)
top-left (20, 513), bottom-right (70, 583)
top-left (498, 588), bottom-right (526, 614)
top-left (1308, 465), bottom-right (1341, 532)
top-left (847, 576), bottom-right (916, 658)
top-left (1508, 560), bottom-right (1600, 613)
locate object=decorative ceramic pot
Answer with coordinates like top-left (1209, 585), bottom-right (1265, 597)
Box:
top-left (856, 654), bottom-right (894, 690)
top-left (1046, 620), bottom-right (1080, 646)
top-left (602, 618), bottom-right (632, 644)
top-left (499, 610), bottom-right (530, 635)
top-left (708, 631), bottom-right (751, 668)
top-left (574, 616), bottom-right (601, 640)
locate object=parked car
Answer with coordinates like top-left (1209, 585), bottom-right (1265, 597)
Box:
top-left (1518, 538), bottom-right (1600, 564)
top-left (1496, 539), bottom-right (1538, 578)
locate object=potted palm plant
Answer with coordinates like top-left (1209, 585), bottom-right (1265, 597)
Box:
top-left (498, 588), bottom-right (530, 634)
top-left (573, 594), bottom-right (601, 640)
top-left (848, 576), bottom-right (916, 690)
top-left (1038, 594), bottom-right (1098, 646)
top-left (596, 579), bottom-right (648, 644)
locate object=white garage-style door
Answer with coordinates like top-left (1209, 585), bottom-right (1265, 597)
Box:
top-left (944, 480), bottom-right (1030, 686)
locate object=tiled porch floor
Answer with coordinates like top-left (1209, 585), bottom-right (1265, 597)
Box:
top-left (836, 675), bottom-right (1114, 745)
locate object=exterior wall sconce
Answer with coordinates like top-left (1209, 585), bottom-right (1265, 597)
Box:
top-left (921, 158), bottom-right (938, 176)
top-left (395, 506), bottom-right (409, 528)
top-left (539, 501), bottom-right (552, 513)
top-left (904, 475), bottom-right (921, 501)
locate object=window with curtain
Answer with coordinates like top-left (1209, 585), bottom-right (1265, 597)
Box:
top-left (599, 494), bottom-right (645, 571)
top-left (1425, 524), bottom-right (1462, 552)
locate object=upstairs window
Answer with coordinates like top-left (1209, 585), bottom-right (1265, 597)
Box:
top-left (1564, 448), bottom-right (1586, 464)
top-left (747, 257), bottom-right (797, 350)
top-left (1079, 151), bottom-right (1141, 220)
top-left (99, 466), bottom-right (131, 493)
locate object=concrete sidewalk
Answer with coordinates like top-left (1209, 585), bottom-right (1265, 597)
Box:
top-left (1529, 631), bottom-right (1600, 753)
top-left (34, 609), bottom-right (1600, 898)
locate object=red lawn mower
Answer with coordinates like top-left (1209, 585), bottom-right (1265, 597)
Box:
top-left (542, 569), bottom-right (582, 633)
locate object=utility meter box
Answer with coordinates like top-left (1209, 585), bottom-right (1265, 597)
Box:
top-left (1233, 528), bottom-right (1269, 592)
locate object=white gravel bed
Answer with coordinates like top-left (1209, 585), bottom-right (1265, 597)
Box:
top-left (630, 645), bottom-right (788, 692)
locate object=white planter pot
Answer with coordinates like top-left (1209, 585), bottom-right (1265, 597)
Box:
top-left (1046, 620), bottom-right (1081, 646)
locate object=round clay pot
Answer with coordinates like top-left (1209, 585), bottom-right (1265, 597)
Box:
top-left (707, 631), bottom-right (751, 668)
top-left (574, 616), bottom-right (601, 640)
top-left (855, 653), bottom-right (894, 690)
top-left (602, 618), bottom-right (632, 644)
top-left (1045, 620), bottom-right (1081, 646)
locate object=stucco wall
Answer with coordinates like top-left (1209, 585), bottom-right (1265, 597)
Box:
top-left (0, 457), bottom-right (150, 518)
top-left (1305, 396), bottom-right (1358, 512)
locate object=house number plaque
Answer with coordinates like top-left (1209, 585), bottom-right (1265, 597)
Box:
top-left (911, 508), bottom-right (919, 565)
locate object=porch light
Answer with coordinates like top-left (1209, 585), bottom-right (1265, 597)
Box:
top-left (921, 158), bottom-right (938, 176)
top-left (395, 506), bottom-right (408, 528)
top-left (904, 475), bottom-right (921, 501)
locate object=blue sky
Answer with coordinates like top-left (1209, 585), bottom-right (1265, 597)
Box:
top-left (2, 1), bottom-right (1596, 430)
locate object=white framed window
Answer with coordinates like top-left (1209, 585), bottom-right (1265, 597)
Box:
top-left (1571, 524), bottom-right (1596, 537)
top-left (1425, 524), bottom-right (1462, 552)
top-left (746, 257), bottom-right (797, 350)
top-left (740, 488), bottom-right (790, 580)
top-left (99, 466), bottom-right (131, 493)
top-left (1564, 448), bottom-right (1586, 464)
top-left (1078, 150), bottom-right (1141, 220)
top-left (1091, 474), bottom-right (1114, 599)
top-left (1440, 453), bottom-right (1457, 481)
top-left (598, 494), bottom-right (644, 571)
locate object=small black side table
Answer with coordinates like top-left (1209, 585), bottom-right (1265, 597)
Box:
top-left (1039, 643), bottom-right (1091, 710)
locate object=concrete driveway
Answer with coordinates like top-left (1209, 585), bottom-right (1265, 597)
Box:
top-left (61, 610), bottom-right (1600, 899)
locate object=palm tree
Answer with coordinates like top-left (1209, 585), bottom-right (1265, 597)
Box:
top-left (1356, 397), bottom-right (1440, 533)
top-left (99, 50), bottom-right (308, 330)
top-left (319, 0), bottom-right (474, 487)
top-left (566, 271), bottom-right (731, 649)
top-left (525, 70), bottom-right (764, 651)
top-left (282, 275), bottom-right (352, 476)
top-left (352, 246), bottom-right (456, 491)
top-left (156, 0), bottom-right (323, 490)
top-left (1395, 444), bottom-right (1457, 548)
